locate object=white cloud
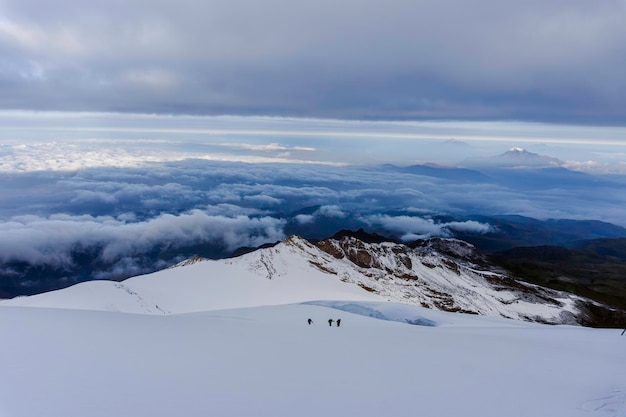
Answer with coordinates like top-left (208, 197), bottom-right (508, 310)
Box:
top-left (218, 143), bottom-right (315, 152)
top-left (315, 205), bottom-right (347, 218)
top-left (70, 189), bottom-right (118, 205)
top-left (242, 195), bottom-right (284, 205)
top-left (445, 221), bottom-right (494, 234)
top-left (0, 210), bottom-right (286, 266)
top-left (563, 160), bottom-right (626, 175)
top-left (202, 204), bottom-right (265, 217)
top-left (362, 215), bottom-right (493, 241)
top-left (294, 214), bottom-right (315, 225)
top-left (0, 19), bottom-right (85, 56)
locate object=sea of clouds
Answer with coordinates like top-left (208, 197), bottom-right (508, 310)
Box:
top-left (2, 113), bottom-right (626, 283)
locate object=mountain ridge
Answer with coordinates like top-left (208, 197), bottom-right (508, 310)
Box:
top-left (3, 214), bottom-right (626, 299)
top-left (5, 232), bottom-right (623, 327)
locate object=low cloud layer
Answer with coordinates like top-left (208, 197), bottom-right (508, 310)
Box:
top-left (2, 154), bottom-right (626, 275)
top-left (1, 116), bottom-right (626, 292)
top-left (0, 210), bottom-right (286, 267)
top-left (362, 215), bottom-right (494, 241)
top-left (295, 205), bottom-right (347, 225)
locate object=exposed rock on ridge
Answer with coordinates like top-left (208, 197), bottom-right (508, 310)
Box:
top-left (167, 232), bottom-right (619, 326)
top-left (310, 233), bottom-right (584, 324)
top-left (5, 231), bottom-right (622, 326)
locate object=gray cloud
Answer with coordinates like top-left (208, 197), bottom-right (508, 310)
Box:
top-left (0, 210), bottom-right (286, 266)
top-left (292, 205), bottom-right (349, 226)
top-left (294, 214), bottom-right (315, 225)
top-left (315, 205), bottom-right (348, 219)
top-left (1, 1), bottom-right (625, 123)
top-left (4, 153), bottom-right (626, 228)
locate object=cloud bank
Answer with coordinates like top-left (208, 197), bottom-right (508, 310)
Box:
top-left (362, 215), bottom-right (494, 241)
top-left (0, 211), bottom-right (286, 267)
top-left (2, 114), bottom-right (626, 294)
top-left (2, 153), bottom-right (625, 278)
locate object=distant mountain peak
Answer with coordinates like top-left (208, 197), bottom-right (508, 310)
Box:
top-left (443, 138), bottom-right (469, 146)
top-left (460, 148), bottom-right (564, 169)
top-left (496, 148), bottom-right (563, 167)
top-left (501, 147), bottom-right (540, 158)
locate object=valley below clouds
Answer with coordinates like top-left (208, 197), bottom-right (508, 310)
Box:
top-left (2, 113), bottom-right (626, 296)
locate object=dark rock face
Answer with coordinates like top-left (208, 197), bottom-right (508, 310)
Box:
top-left (312, 231), bottom-right (626, 328)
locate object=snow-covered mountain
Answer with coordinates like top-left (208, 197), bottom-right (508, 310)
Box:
top-left (496, 147), bottom-right (564, 167)
top-left (314, 234), bottom-right (586, 324)
top-left (464, 147), bottom-right (564, 168)
top-left (0, 235), bottom-right (382, 314)
top-left (2, 234), bottom-right (625, 417)
top-left (3, 233), bottom-right (609, 325)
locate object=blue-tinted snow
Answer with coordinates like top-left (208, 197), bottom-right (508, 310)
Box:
top-left (303, 301), bottom-right (437, 327)
top-left (302, 300), bottom-right (537, 328)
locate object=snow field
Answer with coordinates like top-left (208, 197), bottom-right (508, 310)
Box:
top-left (1, 237), bottom-right (624, 417)
top-left (1, 303), bottom-right (624, 417)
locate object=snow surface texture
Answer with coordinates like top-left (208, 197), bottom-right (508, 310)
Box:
top-left (1, 303), bottom-right (625, 417)
top-left (1, 236), bottom-right (584, 324)
top-left (1, 236), bottom-right (625, 417)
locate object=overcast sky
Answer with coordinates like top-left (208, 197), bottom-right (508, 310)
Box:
top-left (1, 0), bottom-right (625, 124)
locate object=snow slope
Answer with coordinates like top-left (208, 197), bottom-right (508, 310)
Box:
top-left (0, 236), bottom-right (588, 325)
top-left (1, 303), bottom-right (624, 417)
top-left (1, 233), bottom-right (625, 417)
top-left (0, 234), bottom-right (626, 417)
top-left (0, 236), bottom-right (384, 314)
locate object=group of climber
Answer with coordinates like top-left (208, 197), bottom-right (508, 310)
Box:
top-left (307, 318), bottom-right (341, 327)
